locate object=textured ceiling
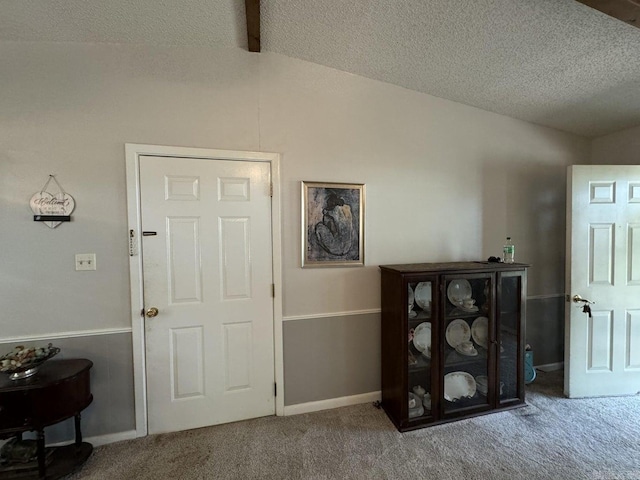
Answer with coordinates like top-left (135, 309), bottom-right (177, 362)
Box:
top-left (2, 0), bottom-right (640, 137)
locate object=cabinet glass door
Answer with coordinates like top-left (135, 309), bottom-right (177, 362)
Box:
top-left (498, 272), bottom-right (524, 403)
top-left (442, 274), bottom-right (492, 415)
top-left (407, 280), bottom-right (434, 420)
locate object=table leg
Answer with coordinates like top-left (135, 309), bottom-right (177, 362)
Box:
top-left (74, 413), bottom-right (82, 446)
top-left (37, 429), bottom-right (45, 479)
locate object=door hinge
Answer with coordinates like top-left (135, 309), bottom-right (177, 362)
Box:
top-left (272, 283), bottom-right (275, 297)
top-left (274, 382), bottom-right (277, 397)
top-left (269, 183), bottom-right (273, 197)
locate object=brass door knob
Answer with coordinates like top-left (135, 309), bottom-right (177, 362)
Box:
top-left (146, 307), bottom-right (159, 318)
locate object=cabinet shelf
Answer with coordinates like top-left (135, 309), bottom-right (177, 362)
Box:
top-left (408, 411), bottom-right (433, 422)
top-left (380, 261), bottom-right (528, 431)
top-left (408, 354), bottom-right (431, 372)
top-left (445, 308), bottom-right (490, 320)
top-left (444, 349), bottom-right (487, 368)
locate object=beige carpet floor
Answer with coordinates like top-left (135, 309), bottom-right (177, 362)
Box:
top-left (66, 371), bottom-right (640, 479)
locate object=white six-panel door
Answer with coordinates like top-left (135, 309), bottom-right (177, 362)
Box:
top-left (566, 165), bottom-right (640, 397)
top-left (139, 155), bottom-right (275, 434)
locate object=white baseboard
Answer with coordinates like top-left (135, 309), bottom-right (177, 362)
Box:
top-left (86, 429), bottom-right (138, 447)
top-left (284, 391), bottom-right (381, 416)
top-left (48, 429), bottom-right (137, 448)
top-left (283, 309), bottom-right (381, 322)
top-left (536, 361), bottom-right (564, 372)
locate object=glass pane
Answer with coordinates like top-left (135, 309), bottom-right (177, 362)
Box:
top-left (443, 276), bottom-right (491, 414)
top-left (407, 281), bottom-right (433, 419)
top-left (499, 275), bottom-right (521, 401)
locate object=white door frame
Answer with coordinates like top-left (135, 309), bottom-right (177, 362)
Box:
top-left (125, 143), bottom-right (284, 437)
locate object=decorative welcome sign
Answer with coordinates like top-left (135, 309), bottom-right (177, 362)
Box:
top-left (30, 175), bottom-right (75, 228)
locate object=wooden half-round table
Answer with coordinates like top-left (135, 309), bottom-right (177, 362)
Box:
top-left (0, 359), bottom-right (93, 479)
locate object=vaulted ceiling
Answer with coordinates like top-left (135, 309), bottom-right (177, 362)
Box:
top-left (2, 0), bottom-right (640, 138)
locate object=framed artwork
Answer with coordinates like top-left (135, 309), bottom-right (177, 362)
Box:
top-left (301, 181), bottom-right (365, 267)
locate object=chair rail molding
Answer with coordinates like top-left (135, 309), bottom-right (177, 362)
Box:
top-left (0, 327), bottom-right (133, 344)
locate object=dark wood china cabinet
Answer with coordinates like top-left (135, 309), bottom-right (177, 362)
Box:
top-left (380, 262), bottom-right (528, 431)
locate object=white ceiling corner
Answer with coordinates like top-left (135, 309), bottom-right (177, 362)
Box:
top-left (2, 0), bottom-right (639, 137)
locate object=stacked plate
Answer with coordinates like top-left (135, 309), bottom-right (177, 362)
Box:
top-left (455, 342), bottom-right (478, 356)
top-left (447, 279), bottom-right (479, 312)
top-left (471, 317), bottom-right (489, 349)
top-left (475, 375), bottom-right (489, 396)
top-left (408, 285), bottom-right (417, 318)
top-left (445, 319), bottom-right (470, 348)
top-left (414, 282), bottom-right (432, 311)
top-left (474, 375), bottom-right (504, 396)
top-left (444, 371), bottom-right (476, 402)
top-left (447, 280), bottom-right (472, 305)
top-left (412, 322), bottom-right (431, 358)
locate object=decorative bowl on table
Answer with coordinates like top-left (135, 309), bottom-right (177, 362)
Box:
top-left (0, 343), bottom-right (60, 380)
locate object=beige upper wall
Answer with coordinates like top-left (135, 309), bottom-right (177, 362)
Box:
top-left (0, 42), bottom-right (589, 337)
top-left (591, 124), bottom-right (640, 165)
top-left (1, 43), bottom-right (260, 337)
top-left (258, 53), bottom-right (588, 315)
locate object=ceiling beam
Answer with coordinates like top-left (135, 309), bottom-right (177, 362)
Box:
top-left (576, 0), bottom-right (640, 29)
top-left (245, 0), bottom-right (260, 52)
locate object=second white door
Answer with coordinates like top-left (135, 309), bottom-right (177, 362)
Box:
top-left (140, 155), bottom-right (275, 434)
top-left (566, 165), bottom-right (640, 397)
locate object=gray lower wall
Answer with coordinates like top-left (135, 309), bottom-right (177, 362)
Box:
top-left (1, 298), bottom-right (564, 437)
top-left (284, 297), bottom-right (565, 406)
top-left (283, 313), bottom-right (381, 406)
top-left (525, 296), bottom-right (565, 367)
top-left (0, 332), bottom-right (135, 444)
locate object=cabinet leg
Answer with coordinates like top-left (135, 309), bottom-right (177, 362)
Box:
top-left (74, 413), bottom-right (82, 446)
top-left (37, 429), bottom-right (46, 479)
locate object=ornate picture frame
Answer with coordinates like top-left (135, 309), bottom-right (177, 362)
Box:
top-left (301, 181), bottom-right (365, 267)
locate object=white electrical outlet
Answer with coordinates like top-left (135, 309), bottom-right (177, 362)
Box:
top-left (75, 253), bottom-right (96, 271)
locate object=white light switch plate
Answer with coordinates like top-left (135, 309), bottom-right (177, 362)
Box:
top-left (75, 253), bottom-right (96, 271)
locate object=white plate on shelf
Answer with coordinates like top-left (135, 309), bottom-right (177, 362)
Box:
top-left (445, 319), bottom-right (471, 348)
top-left (414, 282), bottom-right (432, 310)
top-left (475, 376), bottom-right (504, 396)
top-left (471, 317), bottom-right (489, 349)
top-left (408, 285), bottom-right (417, 317)
top-left (455, 344), bottom-right (478, 356)
top-left (412, 322), bottom-right (431, 357)
top-left (447, 279), bottom-right (472, 305)
top-left (475, 375), bottom-right (488, 396)
top-left (444, 371), bottom-right (476, 402)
